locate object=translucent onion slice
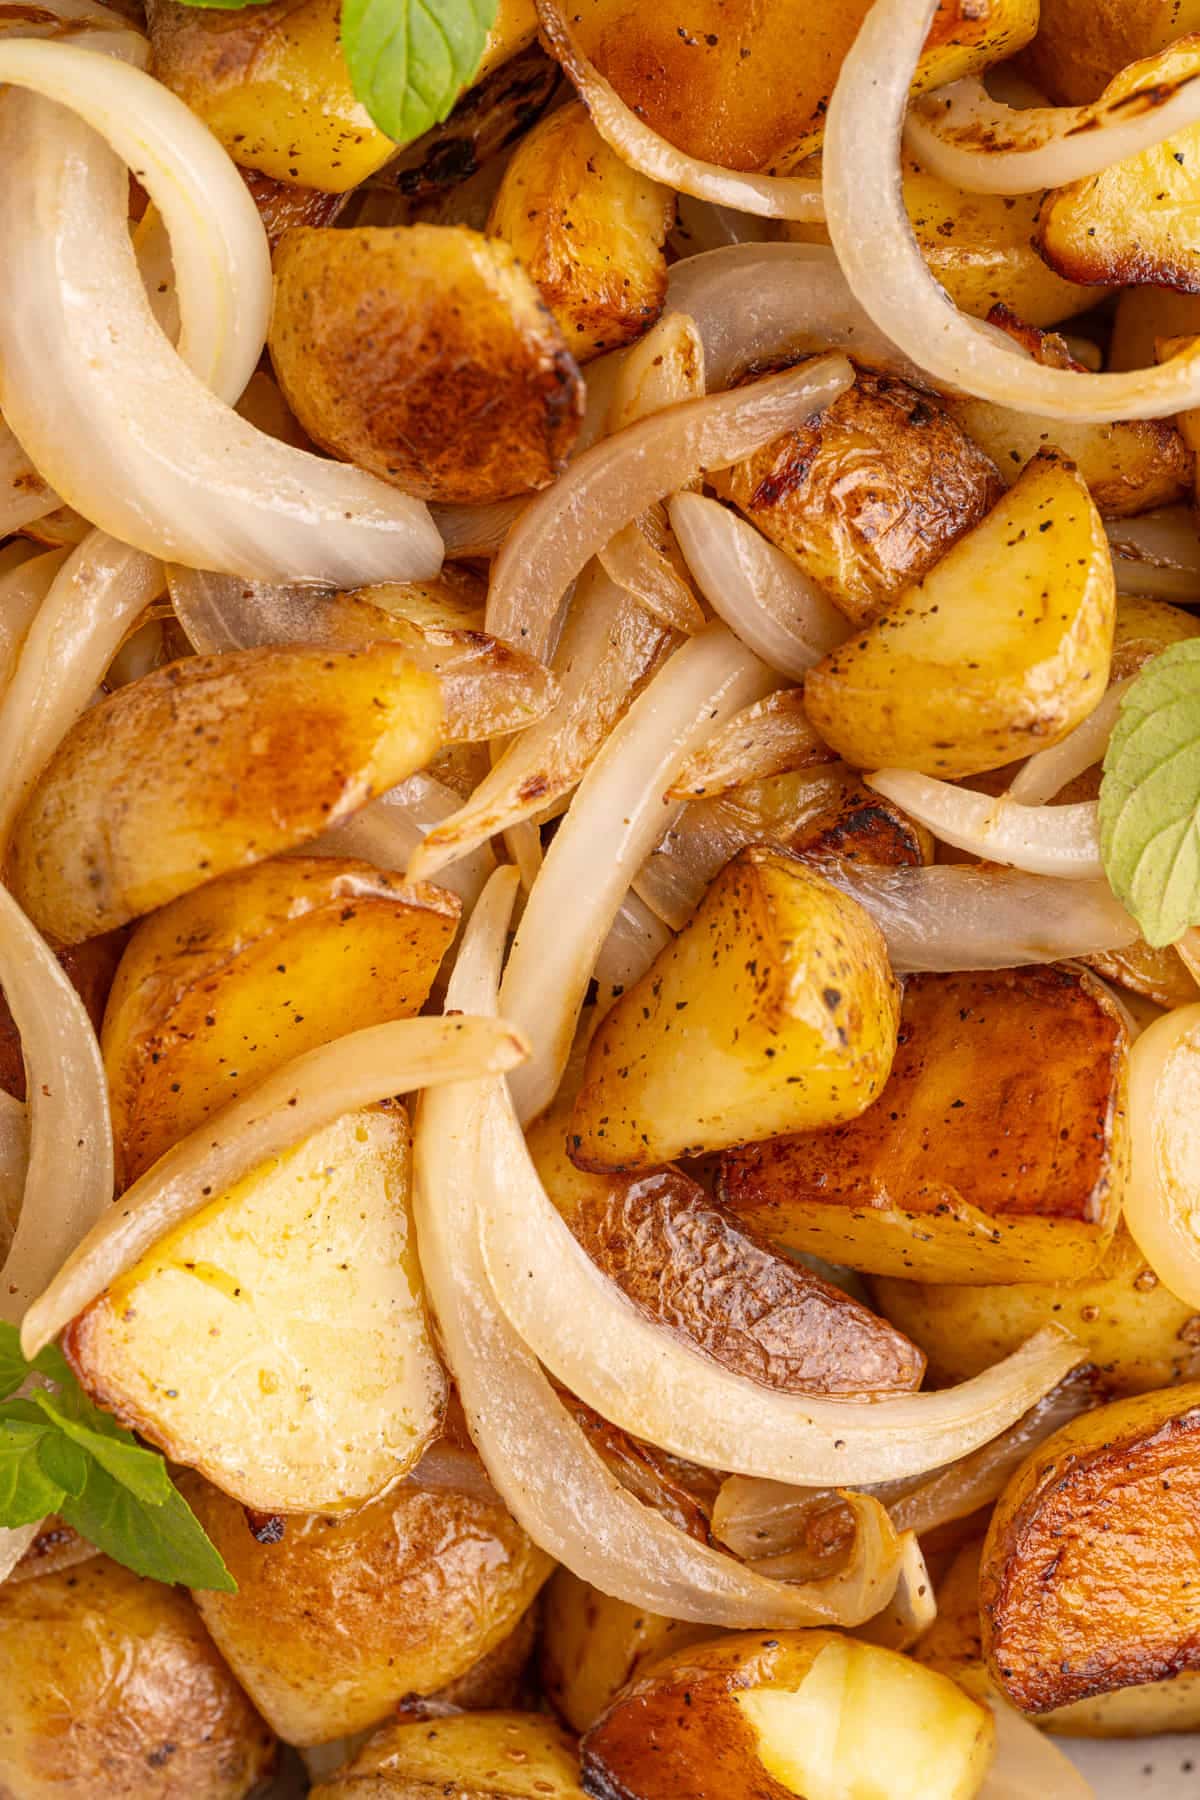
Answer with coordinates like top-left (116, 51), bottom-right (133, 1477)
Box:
top-left (316, 775), bottom-right (497, 913)
top-left (21, 1015), bottom-right (528, 1358)
top-left (593, 892), bottom-right (673, 1012)
top-left (864, 771), bottom-right (1104, 878)
top-left (597, 518), bottom-right (706, 635)
top-left (0, 546), bottom-right (68, 695)
top-left (535, 0), bottom-right (824, 221)
top-left (608, 312), bottom-right (706, 432)
top-left (670, 492), bottom-right (852, 676)
top-left (979, 1699), bottom-right (1096, 1800)
top-left (1009, 682), bottom-right (1131, 805)
top-left (0, 1525), bottom-right (41, 1589)
top-left (853, 1533), bottom-right (935, 1651)
top-left (674, 194), bottom-right (777, 255)
top-left (0, 1091), bottom-right (29, 1262)
top-left (500, 625), bottom-right (774, 1122)
top-left (432, 497), bottom-right (527, 561)
top-left (668, 689), bottom-right (831, 799)
top-left (823, 0), bottom-right (1200, 421)
top-left (1106, 508), bottom-right (1200, 599)
top-left (485, 356), bottom-right (855, 659)
top-left (0, 419), bottom-right (60, 537)
top-left (1123, 1002), bottom-right (1200, 1312)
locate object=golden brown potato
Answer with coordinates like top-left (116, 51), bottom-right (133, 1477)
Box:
top-left (570, 848), bottom-right (900, 1170)
top-left (1110, 593), bottom-right (1200, 677)
top-left (9, 645), bottom-right (443, 945)
top-left (488, 101), bottom-right (673, 360)
top-left (541, 1569), bottom-right (719, 1734)
top-left (720, 965), bottom-right (1128, 1285)
top-left (187, 1472), bottom-right (553, 1746)
top-left (1021, 0), bottom-right (1200, 105)
top-left (980, 1384), bottom-right (1200, 1712)
top-left (580, 1630), bottom-right (994, 1800)
top-left (240, 167), bottom-right (347, 247)
top-left (1086, 935), bottom-right (1200, 1010)
top-left (269, 225), bottom-right (583, 504)
top-left (381, 43), bottom-right (557, 201)
top-left (804, 451), bottom-right (1116, 778)
top-left (101, 856), bottom-right (458, 1186)
top-left (873, 1226), bottom-right (1200, 1392)
top-left (65, 1106), bottom-right (447, 1514)
top-left (0, 930), bottom-right (125, 1103)
top-left (789, 780), bottom-right (934, 869)
top-left (312, 1712), bottom-right (586, 1799)
top-left (0, 1555), bottom-right (276, 1799)
top-left (710, 362), bottom-right (1003, 626)
top-left (1109, 285), bottom-right (1200, 370)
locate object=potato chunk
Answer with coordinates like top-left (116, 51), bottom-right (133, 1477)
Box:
top-left (569, 849), bottom-right (899, 1170)
top-left (9, 644), bottom-right (443, 944)
top-left (581, 1631), bottom-right (994, 1800)
top-left (981, 1385), bottom-right (1200, 1711)
top-left (1020, 0), bottom-right (1200, 104)
top-left (720, 965), bottom-right (1128, 1284)
top-left (1111, 594), bottom-right (1200, 678)
top-left (312, 1713), bottom-right (586, 1800)
top-left (804, 452), bottom-right (1115, 778)
top-left (541, 1569), bottom-right (718, 1733)
top-left (0, 1555), bottom-right (276, 1799)
top-left (65, 1107), bottom-right (447, 1513)
top-left (269, 225), bottom-right (584, 504)
top-left (489, 101), bottom-right (673, 360)
top-left (102, 856), bottom-right (458, 1185)
top-left (186, 1469), bottom-right (552, 1745)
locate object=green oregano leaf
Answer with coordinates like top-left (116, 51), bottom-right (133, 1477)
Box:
top-left (341, 0), bottom-right (499, 146)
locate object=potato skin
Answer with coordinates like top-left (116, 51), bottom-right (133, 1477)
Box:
top-left (269, 225), bottom-right (584, 504)
top-left (8, 645), bottom-right (443, 944)
top-left (240, 167), bottom-right (347, 248)
top-left (312, 1711), bottom-right (587, 1799)
top-left (1110, 594), bottom-right (1200, 679)
top-left (1021, 0), bottom-right (1200, 105)
top-left (541, 1569), bottom-right (719, 1734)
top-left (0, 1555), bottom-right (276, 1799)
top-left (187, 1474), bottom-right (553, 1746)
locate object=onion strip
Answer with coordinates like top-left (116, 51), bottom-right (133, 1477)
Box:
top-left (667, 689), bottom-right (831, 800)
top-left (315, 774), bottom-right (498, 913)
top-left (1008, 682), bottom-right (1131, 805)
top-left (0, 419), bottom-right (60, 537)
top-left (1123, 1003), bottom-right (1200, 1311)
top-left (864, 771), bottom-right (1104, 878)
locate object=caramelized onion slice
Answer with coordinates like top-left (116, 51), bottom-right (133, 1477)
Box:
top-left (316, 774), bottom-right (498, 913)
top-left (864, 771), bottom-right (1104, 878)
top-left (1008, 682), bottom-right (1131, 805)
top-left (668, 690), bottom-right (830, 800)
top-left (1106, 508), bottom-right (1200, 599)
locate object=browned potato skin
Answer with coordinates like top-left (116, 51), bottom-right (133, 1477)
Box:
top-left (541, 1569), bottom-right (719, 1734)
top-left (186, 1470), bottom-right (554, 1746)
top-left (0, 1555), bottom-right (277, 1798)
top-left (981, 1386), bottom-right (1200, 1711)
top-left (1110, 593), bottom-right (1200, 679)
top-left (710, 364), bottom-right (1003, 625)
top-left (269, 225), bottom-right (584, 504)
top-left (0, 929), bottom-right (125, 1101)
top-left (1087, 937), bottom-right (1200, 1010)
top-left (1021, 0), bottom-right (1200, 105)
top-left (240, 167), bottom-right (347, 248)
top-left (720, 966), bottom-right (1128, 1284)
top-left (790, 781), bottom-right (934, 868)
top-left (311, 1711), bottom-right (587, 1799)
top-left (383, 44), bottom-right (558, 201)
top-left (489, 101), bottom-right (674, 360)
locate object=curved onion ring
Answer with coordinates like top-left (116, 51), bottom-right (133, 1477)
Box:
top-left (1009, 682), bottom-right (1131, 805)
top-left (316, 774), bottom-right (498, 913)
top-left (1123, 1002), bottom-right (1200, 1312)
top-left (535, 0), bottom-right (824, 221)
top-left (1106, 508), bottom-right (1200, 599)
top-left (0, 1091), bottom-right (28, 1261)
top-left (21, 1015), bottom-right (528, 1358)
top-left (864, 771), bottom-right (1104, 878)
top-left (823, 0), bottom-right (1200, 421)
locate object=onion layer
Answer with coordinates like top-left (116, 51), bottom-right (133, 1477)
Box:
top-left (864, 771), bottom-right (1104, 878)
top-left (1106, 508), bottom-right (1200, 599)
top-left (0, 546), bottom-right (67, 696)
top-left (980, 1699), bottom-right (1096, 1800)
top-left (1123, 1002), bottom-right (1200, 1311)
top-left (1008, 682), bottom-right (1131, 806)
top-left (316, 774), bottom-right (498, 913)
top-left (0, 419), bottom-right (60, 537)
top-left (667, 689), bottom-right (830, 800)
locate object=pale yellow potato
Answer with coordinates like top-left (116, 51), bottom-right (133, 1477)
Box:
top-left (65, 1107), bottom-right (447, 1514)
top-left (1110, 593), bottom-right (1200, 677)
top-left (1021, 0), bottom-right (1200, 104)
top-left (187, 1470), bottom-right (552, 1747)
top-left (9, 644), bottom-right (443, 944)
top-left (0, 1555), bottom-right (277, 1799)
top-left (804, 452), bottom-right (1116, 778)
top-left (540, 1568), bottom-right (720, 1733)
top-left (312, 1713), bottom-right (586, 1799)
top-left (476, 0), bottom-right (538, 81)
top-left (488, 101), bottom-right (673, 360)
top-left (270, 226), bottom-right (584, 504)
top-left (569, 848), bottom-right (899, 1170)
top-left (102, 855), bottom-right (459, 1186)
top-left (581, 1631), bottom-right (994, 1800)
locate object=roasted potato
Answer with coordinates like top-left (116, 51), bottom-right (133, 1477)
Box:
top-left (102, 856), bottom-right (458, 1186)
top-left (1109, 285), bottom-right (1200, 370)
top-left (381, 42), bottom-right (556, 201)
top-left (187, 1473), bottom-right (552, 1746)
top-left (8, 644), bottom-right (443, 944)
top-left (541, 1569), bottom-right (719, 1734)
top-left (269, 225), bottom-right (584, 504)
top-left (980, 1384), bottom-right (1200, 1711)
top-left (0, 1554), bottom-right (277, 1798)
top-left (1111, 592), bottom-right (1200, 677)
top-left (720, 965), bottom-right (1128, 1285)
top-left (311, 1712), bottom-right (586, 1800)
top-left (580, 1630), bottom-right (994, 1800)
top-left (240, 168), bottom-right (347, 248)
top-left (710, 362), bottom-right (1003, 627)
top-left (570, 848), bottom-right (900, 1170)
top-left (804, 451), bottom-right (1116, 777)
top-left (65, 1106), bottom-right (447, 1514)
top-left (1021, 0), bottom-right (1200, 105)
top-left (789, 779), bottom-right (934, 868)
top-left (488, 101), bottom-right (673, 360)
top-left (0, 930), bottom-right (124, 1103)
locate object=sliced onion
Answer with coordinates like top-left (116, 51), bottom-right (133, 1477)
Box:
top-left (432, 497), bottom-right (527, 561)
top-left (0, 1091), bottom-right (29, 1262)
top-left (0, 1525), bottom-right (41, 1588)
top-left (864, 771), bottom-right (1104, 879)
top-left (500, 626), bottom-right (774, 1122)
top-left (405, 1441), bottom-right (499, 1505)
top-left (5, 1523), bottom-right (99, 1586)
top-left (597, 518), bottom-right (706, 635)
top-left (670, 492), bottom-right (852, 677)
top-left (1009, 682), bottom-right (1131, 805)
top-left (607, 312), bottom-right (707, 433)
top-left (668, 689), bottom-right (830, 800)
top-left (674, 194), bottom-right (777, 255)
top-left (316, 774), bottom-right (497, 913)
top-left (21, 1014), bottom-right (528, 1358)
top-left (1106, 508), bottom-right (1200, 599)
top-left (1123, 1002), bottom-right (1200, 1311)
top-left (0, 419), bottom-right (60, 537)
top-left (535, 0), bottom-right (824, 221)
top-left (851, 1532), bottom-right (935, 1651)
top-left (980, 1700), bottom-right (1096, 1800)
top-left (0, 545), bottom-right (67, 695)
top-left (485, 356), bottom-right (854, 659)
top-left (593, 892), bottom-right (673, 1011)
top-left (823, 0), bottom-right (1200, 421)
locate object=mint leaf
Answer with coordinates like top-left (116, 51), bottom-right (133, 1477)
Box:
top-left (61, 1466), bottom-right (236, 1593)
top-left (0, 1416), bottom-right (66, 1524)
top-left (36, 1428), bottom-right (89, 1498)
top-left (32, 1391), bottom-right (175, 1505)
top-left (341, 0), bottom-right (498, 146)
top-left (0, 1322), bottom-right (26, 1401)
top-left (1100, 639), bottom-right (1200, 946)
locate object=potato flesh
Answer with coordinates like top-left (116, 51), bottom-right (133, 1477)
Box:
top-left (313, 1711), bottom-right (587, 1799)
top-left (65, 1109), bottom-right (446, 1514)
top-left (1020, 0), bottom-right (1200, 104)
top-left (540, 1568), bottom-right (718, 1734)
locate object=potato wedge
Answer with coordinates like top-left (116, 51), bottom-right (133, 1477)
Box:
top-left (102, 856), bottom-right (458, 1186)
top-left (980, 1384), bottom-right (1200, 1710)
top-left (0, 1555), bottom-right (276, 1799)
top-left (1020, 0), bottom-right (1200, 104)
top-left (720, 965), bottom-right (1128, 1285)
top-left (541, 1569), bottom-right (719, 1734)
top-left (803, 451), bottom-right (1116, 778)
top-left (1109, 285), bottom-right (1200, 371)
top-left (488, 101), bottom-right (673, 360)
top-left (269, 225), bottom-right (584, 505)
top-left (710, 362), bottom-right (1003, 627)
top-left (382, 42), bottom-right (556, 201)
top-left (65, 1106), bottom-right (447, 1513)
top-left (1110, 593), bottom-right (1200, 677)
top-left (581, 1630), bottom-right (994, 1800)
top-left (9, 644), bottom-right (443, 944)
top-left (569, 848), bottom-right (900, 1170)
top-left (312, 1713), bottom-right (586, 1800)
top-left (187, 1473), bottom-right (552, 1746)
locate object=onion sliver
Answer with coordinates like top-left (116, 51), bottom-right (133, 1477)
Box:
top-left (1106, 508), bottom-right (1200, 599)
top-left (853, 1533), bottom-right (935, 1651)
top-left (1123, 1002), bottom-right (1200, 1311)
top-left (667, 689), bottom-right (830, 800)
top-left (864, 771), bottom-right (1104, 878)
top-left (593, 892), bottom-right (673, 1011)
top-left (500, 625), bottom-right (773, 1122)
top-left (316, 774), bottom-right (498, 913)
top-left (0, 546), bottom-right (68, 696)
top-left (535, 0), bottom-right (824, 221)
top-left (597, 520), bottom-right (706, 635)
top-left (0, 1091), bottom-right (28, 1262)
top-left (608, 311), bottom-right (706, 432)
top-left (432, 497), bottom-right (527, 561)
top-left (0, 420), bottom-right (61, 538)
top-left (979, 1699), bottom-right (1096, 1800)
top-left (823, 0), bottom-right (1200, 421)
top-left (21, 1014), bottom-right (528, 1357)
top-left (485, 356), bottom-right (854, 659)
top-left (1009, 682), bottom-right (1131, 805)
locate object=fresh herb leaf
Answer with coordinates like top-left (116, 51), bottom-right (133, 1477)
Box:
top-left (0, 1417), bottom-right (66, 1525)
top-left (32, 1391), bottom-right (175, 1505)
top-left (35, 1427), bottom-right (90, 1499)
top-left (341, 0), bottom-right (498, 146)
top-left (1100, 639), bottom-right (1200, 947)
top-left (0, 1320), bottom-right (74, 1397)
top-left (60, 1463), bottom-right (237, 1592)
